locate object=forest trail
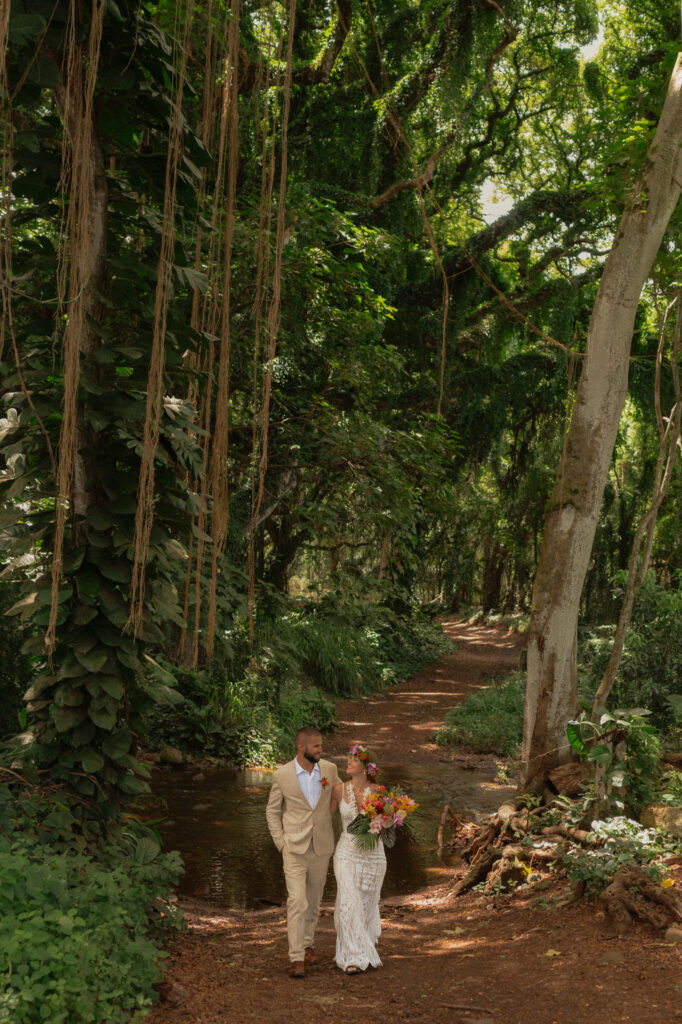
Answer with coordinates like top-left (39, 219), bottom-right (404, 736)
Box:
top-left (325, 617), bottom-right (524, 765)
top-left (146, 622), bottom-right (681, 1024)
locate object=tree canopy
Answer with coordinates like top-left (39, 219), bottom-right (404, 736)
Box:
top-left (1, 0), bottom-right (682, 805)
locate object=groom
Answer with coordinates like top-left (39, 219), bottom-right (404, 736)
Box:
top-left (265, 726), bottom-right (339, 978)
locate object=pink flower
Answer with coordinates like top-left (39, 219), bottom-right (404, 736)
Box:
top-left (393, 813), bottom-right (403, 827)
top-left (370, 817), bottom-right (383, 834)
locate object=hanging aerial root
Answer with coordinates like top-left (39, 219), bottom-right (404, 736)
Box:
top-left (128, 0), bottom-right (195, 635)
top-left (46, 0), bottom-right (107, 654)
top-left (205, 0), bottom-right (242, 656)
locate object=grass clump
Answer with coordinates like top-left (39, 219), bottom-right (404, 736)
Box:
top-left (435, 671), bottom-right (525, 756)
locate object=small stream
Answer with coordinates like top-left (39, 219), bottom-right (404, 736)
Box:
top-left (150, 761), bottom-right (513, 909)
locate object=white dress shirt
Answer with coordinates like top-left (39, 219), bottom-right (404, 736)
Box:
top-left (295, 759), bottom-right (321, 808)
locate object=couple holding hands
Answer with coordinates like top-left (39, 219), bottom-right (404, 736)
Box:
top-left (265, 726), bottom-right (386, 978)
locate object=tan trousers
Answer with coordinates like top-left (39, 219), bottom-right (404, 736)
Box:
top-left (282, 842), bottom-right (330, 962)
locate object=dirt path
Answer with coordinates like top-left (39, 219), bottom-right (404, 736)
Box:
top-left (147, 621), bottom-right (682, 1024)
top-left (325, 618), bottom-right (524, 765)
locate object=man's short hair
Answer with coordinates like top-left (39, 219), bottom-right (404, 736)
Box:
top-left (295, 726), bottom-right (322, 746)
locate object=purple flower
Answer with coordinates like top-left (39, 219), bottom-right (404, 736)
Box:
top-left (393, 813), bottom-right (403, 827)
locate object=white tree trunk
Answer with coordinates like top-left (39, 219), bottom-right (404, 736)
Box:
top-left (520, 55), bottom-right (682, 793)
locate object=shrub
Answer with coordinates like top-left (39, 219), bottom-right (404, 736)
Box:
top-left (658, 769), bottom-right (682, 807)
top-left (560, 817), bottom-right (677, 895)
top-left (435, 671), bottom-right (525, 756)
top-left (0, 785), bottom-right (183, 1024)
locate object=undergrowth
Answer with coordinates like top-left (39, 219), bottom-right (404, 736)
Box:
top-left (145, 605), bottom-right (454, 764)
top-left (0, 781), bottom-right (183, 1024)
top-left (435, 670), bottom-right (525, 756)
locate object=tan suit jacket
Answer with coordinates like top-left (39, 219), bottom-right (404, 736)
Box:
top-left (266, 758), bottom-right (339, 856)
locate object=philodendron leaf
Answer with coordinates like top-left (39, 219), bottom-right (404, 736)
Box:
top-left (58, 653), bottom-right (90, 680)
top-left (99, 675), bottom-right (125, 699)
top-left (53, 707), bottom-right (86, 732)
top-left (81, 750), bottom-right (105, 774)
top-left (119, 773), bottom-right (148, 795)
top-left (74, 605), bottom-right (98, 625)
top-left (75, 647), bottom-right (109, 673)
top-left (5, 592), bottom-right (38, 617)
top-left (53, 683), bottom-right (85, 707)
top-left (87, 506), bottom-right (113, 531)
top-left (102, 727), bottom-right (132, 760)
top-left (87, 707), bottom-right (117, 730)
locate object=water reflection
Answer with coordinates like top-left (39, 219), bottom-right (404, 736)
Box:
top-left (150, 762), bottom-right (511, 909)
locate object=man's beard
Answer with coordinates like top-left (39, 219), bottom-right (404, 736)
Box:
top-left (304, 748), bottom-right (321, 763)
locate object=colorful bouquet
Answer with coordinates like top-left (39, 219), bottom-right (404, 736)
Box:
top-left (347, 785), bottom-right (418, 850)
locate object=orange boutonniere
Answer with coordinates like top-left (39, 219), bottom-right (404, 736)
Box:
top-left (321, 777), bottom-right (329, 787)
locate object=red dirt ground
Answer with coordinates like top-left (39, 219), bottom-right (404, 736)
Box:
top-left (146, 620), bottom-right (682, 1024)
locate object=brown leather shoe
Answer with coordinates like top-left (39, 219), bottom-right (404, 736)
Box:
top-left (304, 947), bottom-right (319, 966)
top-left (288, 961), bottom-right (305, 979)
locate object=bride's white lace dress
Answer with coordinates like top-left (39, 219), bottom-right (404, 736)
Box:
top-left (333, 782), bottom-right (387, 971)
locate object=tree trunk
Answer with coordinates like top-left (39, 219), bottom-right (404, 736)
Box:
top-left (520, 55), bottom-right (682, 793)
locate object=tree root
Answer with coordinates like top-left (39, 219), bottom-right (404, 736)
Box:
top-left (449, 802), bottom-right (682, 931)
top-left (600, 866), bottom-right (682, 935)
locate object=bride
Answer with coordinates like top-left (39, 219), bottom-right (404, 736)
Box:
top-left (330, 744), bottom-right (386, 975)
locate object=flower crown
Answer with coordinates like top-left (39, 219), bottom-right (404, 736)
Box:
top-left (349, 743), bottom-right (378, 779)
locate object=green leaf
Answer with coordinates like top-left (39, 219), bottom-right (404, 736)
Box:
top-left (102, 727), bottom-right (132, 760)
top-left (119, 773), bottom-right (148, 795)
top-left (77, 572), bottom-right (102, 601)
top-left (81, 750), bottom-right (105, 774)
top-left (5, 592), bottom-right (38, 617)
top-left (23, 675), bottom-right (56, 702)
top-left (53, 707), bottom-right (86, 733)
top-left (141, 618), bottom-right (165, 644)
top-left (75, 647), bottom-right (109, 673)
top-left (134, 836), bottom-right (160, 863)
top-left (88, 707), bottom-right (117, 730)
top-left (70, 720), bottom-right (97, 747)
top-left (93, 623), bottom-right (125, 647)
top-left (93, 555), bottom-right (131, 583)
top-left (58, 653), bottom-right (89, 680)
top-left (84, 407), bottom-right (110, 431)
top-left (99, 675), bottom-right (125, 699)
top-left (87, 506), bottom-right (113, 531)
top-left (8, 13), bottom-right (46, 46)
top-left (117, 648), bottom-right (142, 671)
top-left (565, 720), bottom-right (588, 755)
top-left (588, 744), bottom-right (613, 765)
top-left (73, 634), bottom-right (97, 654)
top-left (14, 131), bottom-right (40, 153)
top-left (144, 680), bottom-right (184, 707)
top-left (53, 683), bottom-right (85, 707)
top-left (74, 605), bottom-right (98, 625)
